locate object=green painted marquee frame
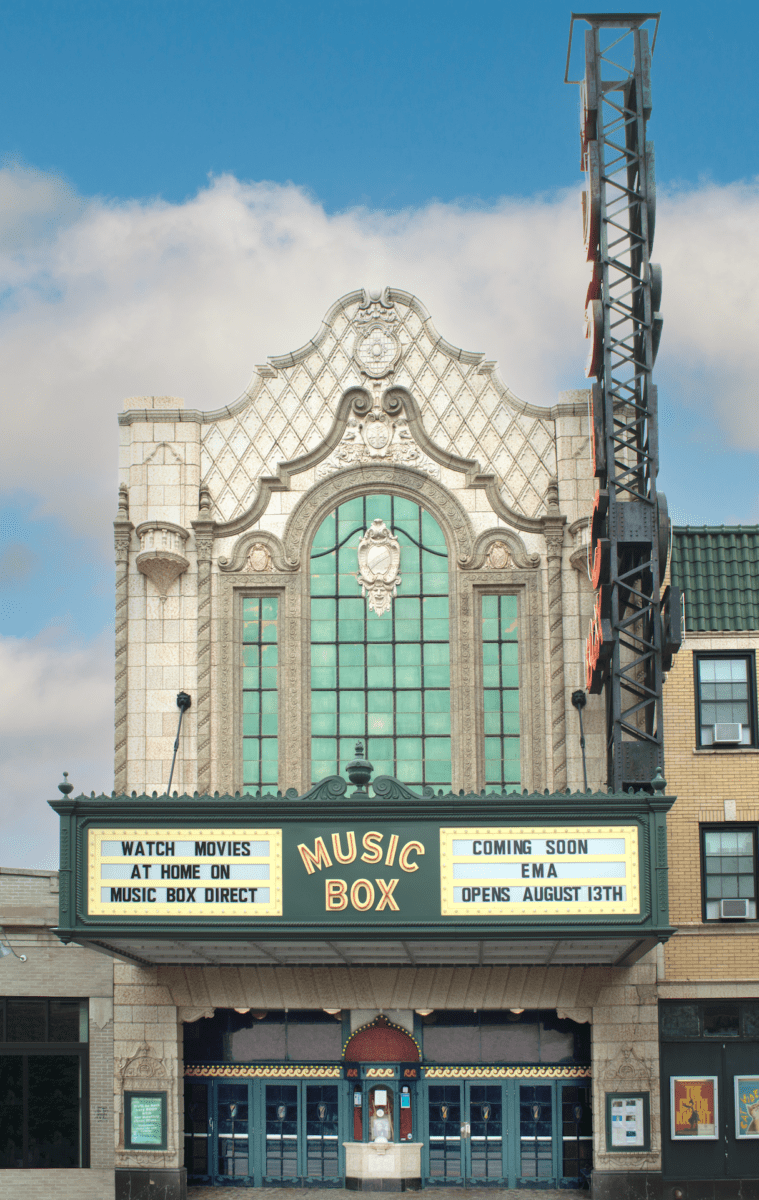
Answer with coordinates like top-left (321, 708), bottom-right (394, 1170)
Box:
top-left (50, 775), bottom-right (675, 964)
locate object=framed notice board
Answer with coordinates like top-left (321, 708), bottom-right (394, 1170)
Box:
top-left (125, 1090), bottom-right (168, 1150)
top-left (605, 1091), bottom-right (651, 1152)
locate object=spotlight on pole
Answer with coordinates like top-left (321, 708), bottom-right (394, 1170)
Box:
top-left (571, 690), bottom-right (589, 791)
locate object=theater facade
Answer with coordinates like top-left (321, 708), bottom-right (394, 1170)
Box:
top-left (43, 290), bottom-right (676, 1198)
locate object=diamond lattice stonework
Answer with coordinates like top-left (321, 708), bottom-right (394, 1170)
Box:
top-left (200, 292), bottom-right (557, 524)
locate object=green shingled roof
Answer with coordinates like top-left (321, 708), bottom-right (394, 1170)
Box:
top-left (671, 526), bottom-right (759, 632)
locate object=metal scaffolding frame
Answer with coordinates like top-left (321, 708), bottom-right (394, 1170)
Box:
top-left (566, 13), bottom-right (680, 790)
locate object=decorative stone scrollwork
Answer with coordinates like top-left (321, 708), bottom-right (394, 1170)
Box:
top-left (316, 391), bottom-right (439, 480)
top-left (120, 1042), bottom-right (167, 1080)
top-left (356, 520), bottom-right (402, 616)
top-left (135, 521), bottom-right (189, 600)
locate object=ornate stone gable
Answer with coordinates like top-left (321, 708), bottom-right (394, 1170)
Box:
top-left (199, 288), bottom-right (557, 525)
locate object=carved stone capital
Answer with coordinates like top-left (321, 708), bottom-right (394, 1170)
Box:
top-left (113, 519), bottom-right (134, 563)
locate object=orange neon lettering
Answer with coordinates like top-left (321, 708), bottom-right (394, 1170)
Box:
top-left (298, 837), bottom-right (333, 875)
top-left (361, 831), bottom-right (383, 864)
top-left (332, 830), bottom-right (357, 864)
top-left (325, 879), bottom-right (348, 911)
top-left (399, 840), bottom-right (424, 873)
top-left (375, 878), bottom-right (400, 911)
top-left (350, 879), bottom-right (375, 911)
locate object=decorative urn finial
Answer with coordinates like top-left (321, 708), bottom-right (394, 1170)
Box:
top-left (58, 771), bottom-right (74, 796)
top-left (346, 742), bottom-right (373, 795)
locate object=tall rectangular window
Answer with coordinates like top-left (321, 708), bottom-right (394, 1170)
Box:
top-left (702, 828), bottom-right (757, 920)
top-left (481, 594), bottom-right (520, 790)
top-left (310, 495), bottom-right (450, 789)
top-left (0, 998), bottom-right (88, 1169)
top-left (242, 596), bottom-right (279, 792)
top-left (696, 653), bottom-right (755, 747)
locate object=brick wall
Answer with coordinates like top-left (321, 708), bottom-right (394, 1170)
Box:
top-left (663, 633), bottom-right (759, 980)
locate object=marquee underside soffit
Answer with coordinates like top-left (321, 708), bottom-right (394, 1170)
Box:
top-left (84, 935), bottom-right (656, 970)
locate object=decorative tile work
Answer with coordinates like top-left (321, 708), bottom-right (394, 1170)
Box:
top-left (424, 1066), bottom-right (591, 1079)
top-left (199, 291), bottom-right (557, 525)
top-left (185, 1064), bottom-right (341, 1078)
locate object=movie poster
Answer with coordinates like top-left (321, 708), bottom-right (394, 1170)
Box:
top-left (670, 1076), bottom-right (718, 1140)
top-left (734, 1076), bottom-right (759, 1139)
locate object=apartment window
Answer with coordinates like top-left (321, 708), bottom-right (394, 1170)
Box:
top-left (0, 998), bottom-right (89, 1169)
top-left (695, 653), bottom-right (755, 747)
top-left (702, 827), bottom-right (757, 920)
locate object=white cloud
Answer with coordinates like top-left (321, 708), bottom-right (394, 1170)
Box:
top-left (0, 629), bottom-right (113, 868)
top-left (2, 166), bottom-right (758, 551)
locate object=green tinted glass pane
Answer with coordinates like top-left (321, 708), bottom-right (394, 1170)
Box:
top-left (402, 572), bottom-right (421, 595)
top-left (426, 738), bottom-right (451, 760)
top-left (484, 712), bottom-right (502, 735)
top-left (367, 643), bottom-right (392, 666)
top-left (312, 691), bottom-right (337, 713)
top-left (368, 690), bottom-right (394, 712)
top-left (262, 692), bottom-right (278, 713)
top-left (366, 617), bottom-right (392, 641)
top-left (339, 712), bottom-right (365, 735)
top-left (312, 598), bottom-right (336, 621)
top-left (423, 597), bottom-right (449, 618)
top-left (394, 620), bottom-right (421, 641)
top-left (398, 691), bottom-right (422, 712)
top-left (397, 712), bottom-right (422, 735)
top-left (310, 572), bottom-right (334, 596)
top-left (372, 760), bottom-right (395, 779)
top-left (425, 711), bottom-right (450, 734)
top-left (501, 643), bottom-right (518, 666)
top-left (395, 643), bottom-right (421, 665)
top-left (242, 738), bottom-right (260, 760)
top-left (243, 713), bottom-right (260, 735)
top-left (312, 512), bottom-right (336, 550)
top-left (338, 598), bottom-right (363, 620)
top-left (368, 710), bottom-right (393, 735)
top-left (502, 691), bottom-right (519, 712)
top-left (485, 738), bottom-right (502, 760)
top-left (423, 643), bottom-right (448, 665)
top-left (482, 595), bottom-right (498, 619)
top-left (483, 691), bottom-right (500, 711)
top-left (425, 664), bottom-right (450, 686)
top-left (243, 691), bottom-right (260, 713)
top-left (400, 543), bottom-right (421, 573)
top-left (244, 763), bottom-right (260, 783)
top-left (367, 495), bottom-right (392, 523)
top-left (242, 667), bottom-right (260, 688)
top-left (502, 711), bottom-right (520, 734)
top-left (367, 665), bottom-right (393, 688)
top-left (396, 760), bottom-right (421, 783)
top-left (338, 572), bottom-right (359, 596)
top-left (312, 760), bottom-right (336, 782)
top-left (424, 691), bottom-right (450, 713)
top-left (312, 712), bottom-right (337, 736)
top-left (482, 643), bottom-right (499, 666)
top-left (482, 618), bottom-right (499, 642)
top-left (312, 645), bottom-right (336, 666)
top-left (340, 620), bottom-right (366, 642)
top-left (421, 509), bottom-right (447, 547)
top-left (311, 621), bottom-right (336, 640)
top-left (368, 739), bottom-right (393, 759)
top-left (312, 738), bottom-right (337, 759)
top-left (425, 618), bottom-right (449, 640)
top-left (397, 738), bottom-right (422, 760)
top-left (483, 664), bottom-right (500, 687)
top-left (395, 598), bottom-right (420, 621)
top-left (261, 644), bottom-right (278, 666)
top-left (242, 645), bottom-right (260, 667)
top-left (340, 666), bottom-right (364, 687)
top-left (424, 572), bottom-right (448, 594)
top-left (426, 761), bottom-right (452, 784)
top-left (261, 739), bottom-right (278, 760)
top-left (340, 644), bottom-right (364, 666)
top-left (242, 597), bottom-right (260, 619)
top-left (396, 665), bottom-right (422, 687)
top-left (341, 690), bottom-right (365, 712)
top-left (311, 667), bottom-right (337, 687)
top-left (261, 713), bottom-right (278, 735)
top-left (501, 665), bottom-right (519, 687)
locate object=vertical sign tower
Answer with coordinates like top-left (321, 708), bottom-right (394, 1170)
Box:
top-left (566, 13), bottom-right (680, 789)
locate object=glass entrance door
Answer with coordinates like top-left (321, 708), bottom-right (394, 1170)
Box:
top-left (264, 1081), bottom-right (341, 1185)
top-left (216, 1082), bottom-right (251, 1181)
top-left (422, 1078), bottom-right (591, 1188)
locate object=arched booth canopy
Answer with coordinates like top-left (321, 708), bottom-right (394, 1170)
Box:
top-left (344, 1015), bottom-right (421, 1063)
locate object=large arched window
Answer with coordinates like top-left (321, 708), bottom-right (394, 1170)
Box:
top-left (310, 495), bottom-right (450, 788)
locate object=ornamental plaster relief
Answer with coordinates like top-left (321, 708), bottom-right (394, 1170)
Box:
top-left (192, 289), bottom-right (559, 528)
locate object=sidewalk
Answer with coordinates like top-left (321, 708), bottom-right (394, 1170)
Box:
top-left (188, 1190), bottom-right (588, 1199)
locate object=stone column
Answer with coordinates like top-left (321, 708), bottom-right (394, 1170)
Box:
top-left (543, 479), bottom-right (568, 791)
top-left (193, 489), bottom-right (214, 796)
top-left (114, 485), bottom-right (134, 796)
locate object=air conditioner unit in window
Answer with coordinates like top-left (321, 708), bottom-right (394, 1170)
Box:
top-left (721, 899), bottom-right (750, 919)
top-left (714, 723), bottom-right (742, 744)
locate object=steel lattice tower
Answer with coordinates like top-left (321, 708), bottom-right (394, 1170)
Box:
top-left (566, 13), bottom-right (681, 789)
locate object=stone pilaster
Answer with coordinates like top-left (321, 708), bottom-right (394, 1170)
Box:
top-left (543, 478), bottom-right (568, 791)
top-left (114, 485), bottom-right (134, 795)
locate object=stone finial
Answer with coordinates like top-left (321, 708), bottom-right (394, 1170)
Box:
top-left (198, 485), bottom-right (213, 514)
top-left (117, 483), bottom-right (129, 518)
top-left (545, 477), bottom-right (560, 513)
top-left (135, 521), bottom-right (190, 601)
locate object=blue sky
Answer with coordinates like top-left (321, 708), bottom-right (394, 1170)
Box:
top-left (1, 1), bottom-right (759, 864)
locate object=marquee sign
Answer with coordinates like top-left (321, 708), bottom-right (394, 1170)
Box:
top-left (50, 776), bottom-right (674, 963)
